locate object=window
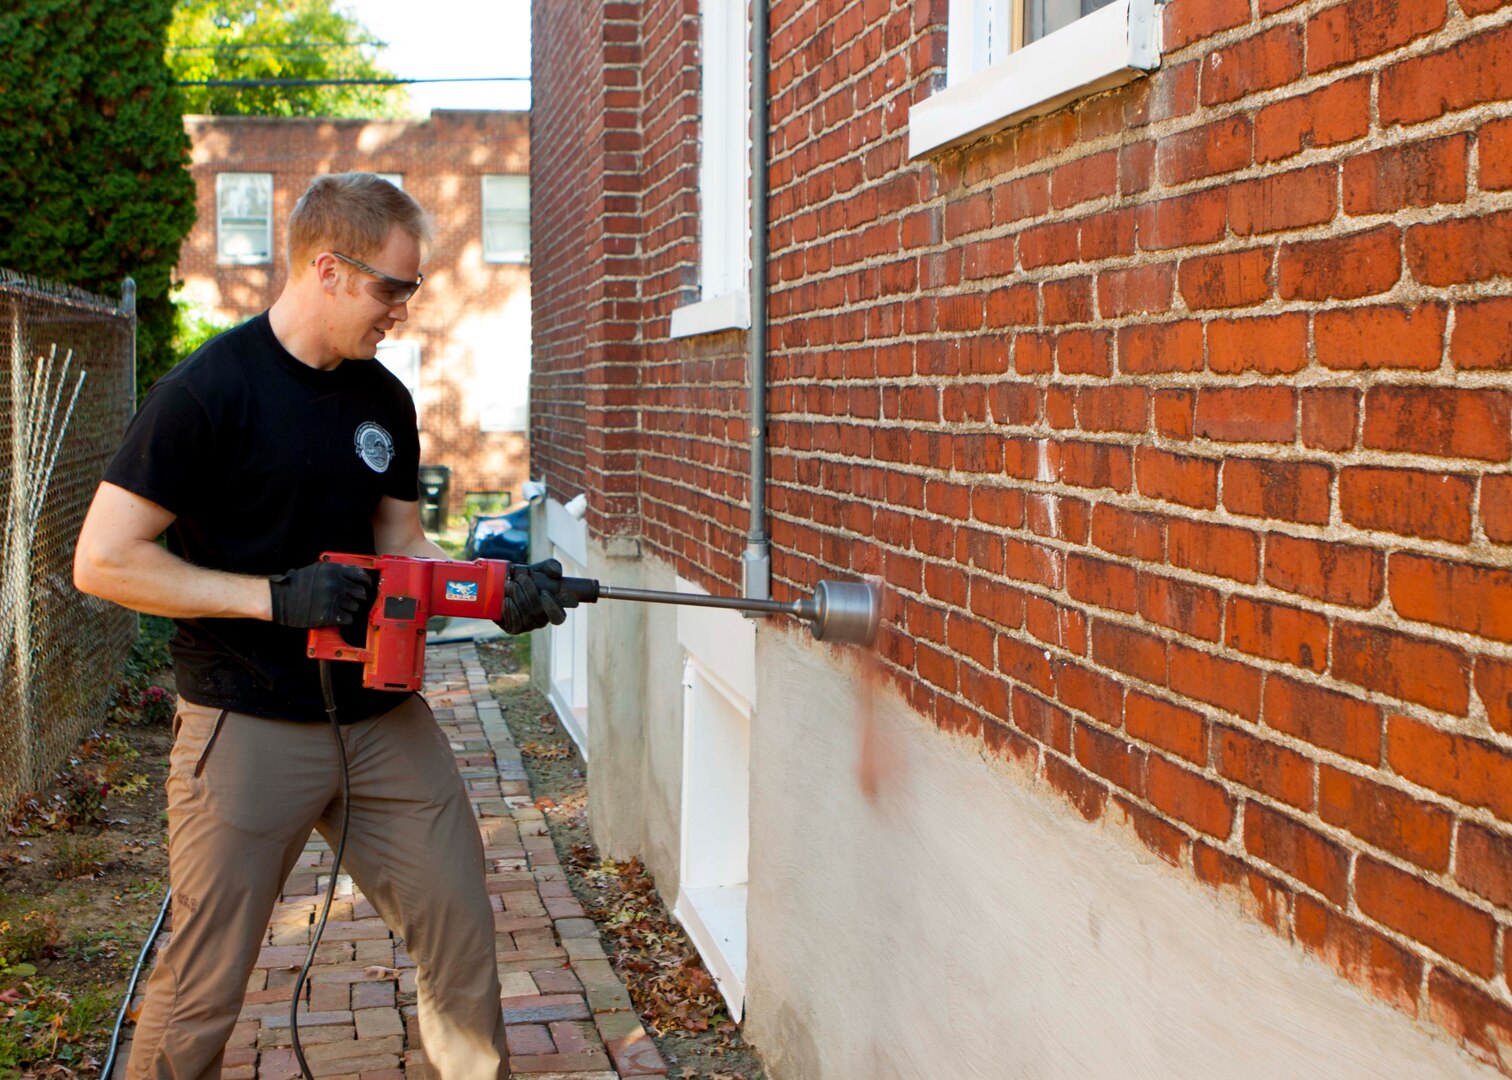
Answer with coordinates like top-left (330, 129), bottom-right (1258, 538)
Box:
top-left (375, 340), bottom-right (420, 398)
top-left (374, 173), bottom-right (404, 189)
top-left (669, 0), bottom-right (752, 339)
top-left (482, 175), bottom-right (530, 263)
top-left (216, 173), bottom-right (273, 265)
top-left (909, 0), bottom-right (1161, 158)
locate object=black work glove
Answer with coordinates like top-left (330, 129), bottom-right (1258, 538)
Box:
top-left (497, 559), bottom-right (576, 635)
top-left (269, 562), bottom-right (373, 628)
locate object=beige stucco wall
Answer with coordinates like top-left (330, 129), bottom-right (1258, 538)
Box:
top-left (546, 547), bottom-right (1494, 1077)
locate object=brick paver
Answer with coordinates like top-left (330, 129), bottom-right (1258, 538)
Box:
top-left (117, 642), bottom-right (666, 1078)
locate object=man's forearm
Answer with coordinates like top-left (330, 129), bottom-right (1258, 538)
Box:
top-left (75, 538), bottom-right (273, 621)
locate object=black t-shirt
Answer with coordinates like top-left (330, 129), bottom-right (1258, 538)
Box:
top-left (104, 312), bottom-right (420, 723)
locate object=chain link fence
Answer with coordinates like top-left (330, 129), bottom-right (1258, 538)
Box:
top-left (1, 269), bottom-right (138, 820)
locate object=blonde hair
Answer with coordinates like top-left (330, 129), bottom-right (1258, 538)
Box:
top-left (287, 173), bottom-right (431, 269)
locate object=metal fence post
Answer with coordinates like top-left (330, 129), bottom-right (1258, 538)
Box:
top-left (121, 276), bottom-right (137, 411)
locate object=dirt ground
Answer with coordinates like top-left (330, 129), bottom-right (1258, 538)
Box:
top-left (477, 636), bottom-right (768, 1080)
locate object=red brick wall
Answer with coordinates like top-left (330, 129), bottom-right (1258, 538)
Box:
top-left (532, 0), bottom-right (1512, 1066)
top-left (179, 112), bottom-right (531, 504)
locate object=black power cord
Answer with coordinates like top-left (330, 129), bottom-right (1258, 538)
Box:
top-left (102, 661), bottom-right (355, 1080)
top-left (291, 659), bottom-right (353, 1080)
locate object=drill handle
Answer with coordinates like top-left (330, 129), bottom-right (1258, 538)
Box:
top-left (559, 577), bottom-right (601, 604)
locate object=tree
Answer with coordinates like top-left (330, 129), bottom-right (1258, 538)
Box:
top-left (0, 0), bottom-right (198, 396)
top-left (168, 0), bottom-right (410, 119)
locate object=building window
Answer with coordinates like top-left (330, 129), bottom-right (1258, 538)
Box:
top-left (216, 173), bottom-right (273, 265)
top-left (375, 339), bottom-right (420, 397)
top-left (669, 0), bottom-right (752, 339)
top-left (482, 175), bottom-right (529, 263)
top-left (909, 0), bottom-right (1161, 158)
top-left (374, 173), bottom-right (404, 189)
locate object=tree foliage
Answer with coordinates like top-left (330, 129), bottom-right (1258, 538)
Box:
top-left (168, 0), bottom-right (410, 119)
top-left (0, 0), bottom-right (198, 397)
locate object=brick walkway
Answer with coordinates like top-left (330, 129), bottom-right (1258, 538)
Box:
top-left (118, 642), bottom-right (667, 1079)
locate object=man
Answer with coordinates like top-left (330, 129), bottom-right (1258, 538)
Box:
top-left (74, 173), bottom-right (563, 1079)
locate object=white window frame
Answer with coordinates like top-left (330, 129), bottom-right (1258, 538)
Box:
top-left (909, 0), bottom-right (1161, 159)
top-left (481, 174), bottom-right (530, 263)
top-left (670, 0), bottom-right (752, 339)
top-left (545, 497), bottom-right (590, 757)
top-left (374, 173), bottom-right (404, 189)
top-left (216, 172), bottom-right (273, 266)
top-left (375, 340), bottom-right (421, 424)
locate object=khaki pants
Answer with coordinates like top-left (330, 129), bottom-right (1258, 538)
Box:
top-left (126, 695), bottom-right (508, 1080)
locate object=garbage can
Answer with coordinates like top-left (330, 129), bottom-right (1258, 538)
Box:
top-left (417, 464), bottom-right (452, 533)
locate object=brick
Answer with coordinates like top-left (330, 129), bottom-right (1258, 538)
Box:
top-left (1076, 385), bottom-right (1147, 433)
top-left (1043, 276), bottom-right (1094, 324)
top-left (1057, 329), bottom-right (1114, 376)
top-left (1255, 77), bottom-right (1371, 163)
top-left (1195, 386), bottom-right (1296, 444)
top-left (1120, 140), bottom-right (1156, 195)
top-left (1119, 321), bottom-right (1205, 374)
top-left (1098, 264), bottom-right (1174, 318)
top-left (1427, 969), bottom-right (1512, 1071)
top-left (1362, 386), bottom-right (1511, 462)
top-left (1378, 23), bottom-right (1512, 126)
top-left (1045, 754), bottom-right (1110, 821)
top-left (1153, 390), bottom-right (1196, 440)
top-left (1343, 135), bottom-right (1468, 215)
top-left (1012, 688), bottom-right (1073, 754)
top-left (1300, 388), bottom-right (1359, 452)
top-left (1389, 553), bottom-right (1512, 644)
top-left (1073, 719), bottom-right (1149, 796)
top-left (1091, 503), bottom-right (1164, 562)
top-left (1020, 220), bottom-right (1081, 269)
top-left (1113, 795), bottom-right (1189, 866)
top-left (1216, 726), bottom-right (1315, 810)
top-left (1158, 116), bottom-right (1252, 185)
top-left (1482, 116), bottom-right (1512, 190)
top-left (1335, 623), bottom-right (1471, 714)
top-left (1207, 313), bottom-right (1309, 375)
top-left (1137, 573), bottom-right (1223, 641)
top-left (1147, 755), bottom-right (1235, 838)
top-left (1314, 303), bottom-right (1446, 371)
top-left (1222, 459), bottom-right (1331, 525)
top-left (1051, 151), bottom-right (1118, 209)
top-left (1263, 675), bottom-right (1382, 763)
top-left (1307, 0), bottom-right (1446, 73)
top-left (1244, 802), bottom-right (1350, 903)
top-left (1477, 655), bottom-right (1512, 735)
top-left (1225, 596), bottom-right (1329, 672)
top-left (1178, 248), bottom-right (1274, 310)
top-left (1406, 209), bottom-right (1512, 286)
top-left (1451, 297), bottom-right (1512, 371)
top-left (1388, 713), bottom-right (1512, 824)
top-left (1170, 642), bottom-right (1263, 720)
top-left (1279, 226), bottom-right (1401, 301)
top-left (1059, 440), bottom-right (1133, 492)
top-left (1263, 533), bottom-right (1383, 608)
top-left (1230, 168), bottom-right (1338, 241)
top-left (1014, 333), bottom-right (1054, 375)
top-left (1167, 518), bottom-right (1260, 582)
top-left (1202, 25), bottom-right (1304, 105)
top-left (1339, 466), bottom-right (1474, 543)
top-left (1091, 620), bottom-right (1169, 686)
top-left (1066, 554), bottom-right (1139, 614)
top-left (1126, 689), bottom-right (1208, 764)
top-left (993, 174), bottom-right (1051, 224)
top-left (1163, 0), bottom-right (1250, 50)
top-left (1455, 821), bottom-right (1512, 908)
top-left (1487, 476), bottom-right (1512, 544)
top-left (1136, 189), bottom-right (1227, 251)
top-left (1293, 895), bottom-right (1422, 1015)
top-left (1192, 843), bottom-right (1294, 932)
top-left (1319, 765), bottom-right (1453, 871)
top-left (1135, 446), bottom-right (1219, 508)
top-left (1357, 857), bottom-right (1496, 976)
top-left (1055, 660), bottom-right (1126, 726)
top-left (999, 633), bottom-right (1056, 696)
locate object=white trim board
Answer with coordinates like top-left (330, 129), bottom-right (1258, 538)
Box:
top-left (670, 290), bottom-right (751, 338)
top-left (909, 0), bottom-right (1161, 159)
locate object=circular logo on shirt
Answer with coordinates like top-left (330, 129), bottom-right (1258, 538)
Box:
top-left (354, 421), bottom-right (394, 473)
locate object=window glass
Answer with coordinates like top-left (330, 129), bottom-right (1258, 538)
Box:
top-left (374, 173), bottom-right (404, 190)
top-left (216, 173), bottom-right (273, 265)
top-left (1025, 0), bottom-right (1118, 44)
top-left (482, 175), bottom-right (530, 263)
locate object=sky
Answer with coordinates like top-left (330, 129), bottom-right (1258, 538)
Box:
top-left (340, 0), bottom-right (532, 116)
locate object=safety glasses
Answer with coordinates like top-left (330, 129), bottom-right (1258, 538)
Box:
top-left (328, 251), bottom-right (424, 306)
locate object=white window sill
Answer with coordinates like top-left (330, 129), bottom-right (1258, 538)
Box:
top-left (675, 883), bottom-right (748, 1021)
top-left (669, 290), bottom-right (750, 338)
top-left (909, 0), bottom-right (1161, 160)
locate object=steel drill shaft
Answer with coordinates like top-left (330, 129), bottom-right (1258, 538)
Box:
top-left (594, 583), bottom-right (812, 620)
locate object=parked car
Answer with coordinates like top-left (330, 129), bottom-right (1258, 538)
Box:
top-left (463, 504), bottom-right (530, 564)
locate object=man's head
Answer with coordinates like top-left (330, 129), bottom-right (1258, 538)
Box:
top-left (285, 173), bottom-right (432, 362)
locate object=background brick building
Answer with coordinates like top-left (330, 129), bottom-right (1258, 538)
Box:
top-left (530, 0), bottom-right (1512, 1075)
top-left (178, 110), bottom-right (532, 509)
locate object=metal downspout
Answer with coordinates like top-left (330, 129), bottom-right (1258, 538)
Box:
top-left (742, 0), bottom-right (773, 605)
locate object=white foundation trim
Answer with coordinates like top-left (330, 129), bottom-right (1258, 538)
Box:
top-left (545, 495), bottom-right (589, 568)
top-left (909, 0), bottom-right (1161, 159)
